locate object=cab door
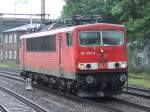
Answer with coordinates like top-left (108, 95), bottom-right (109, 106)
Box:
top-left (19, 38), bottom-right (25, 67)
top-left (58, 33), bottom-right (64, 76)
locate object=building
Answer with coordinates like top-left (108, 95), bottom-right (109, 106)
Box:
top-left (0, 44), bottom-right (3, 61)
top-left (0, 17), bottom-right (42, 32)
top-left (1, 24), bottom-right (40, 64)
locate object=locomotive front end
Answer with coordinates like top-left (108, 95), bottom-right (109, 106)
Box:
top-left (75, 24), bottom-right (128, 97)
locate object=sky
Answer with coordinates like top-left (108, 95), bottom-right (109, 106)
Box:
top-left (0, 0), bottom-right (65, 19)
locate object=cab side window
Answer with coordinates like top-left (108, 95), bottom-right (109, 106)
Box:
top-left (66, 32), bottom-right (72, 47)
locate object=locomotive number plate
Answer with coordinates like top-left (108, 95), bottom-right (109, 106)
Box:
top-left (99, 63), bottom-right (107, 69)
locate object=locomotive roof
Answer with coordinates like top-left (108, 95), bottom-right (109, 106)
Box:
top-left (20, 23), bottom-right (124, 39)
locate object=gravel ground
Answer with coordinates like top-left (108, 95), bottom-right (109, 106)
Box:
top-left (116, 93), bottom-right (150, 108)
top-left (0, 76), bottom-right (109, 112)
top-left (127, 88), bottom-right (150, 97)
top-left (1, 73), bottom-right (150, 112)
top-left (0, 90), bottom-right (36, 112)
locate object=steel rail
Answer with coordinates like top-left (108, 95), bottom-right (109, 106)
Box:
top-left (0, 86), bottom-right (47, 112)
top-left (0, 67), bottom-right (22, 73)
top-left (0, 71), bottom-right (122, 112)
top-left (123, 90), bottom-right (150, 99)
top-left (1, 68), bottom-right (150, 112)
top-left (123, 86), bottom-right (150, 99)
top-left (110, 97), bottom-right (150, 112)
top-left (0, 68), bottom-right (22, 78)
top-left (124, 86), bottom-right (150, 93)
top-left (0, 105), bottom-right (8, 112)
top-left (35, 85), bottom-right (123, 112)
top-left (0, 74), bottom-right (25, 83)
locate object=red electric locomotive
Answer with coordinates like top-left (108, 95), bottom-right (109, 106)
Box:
top-left (19, 23), bottom-right (128, 97)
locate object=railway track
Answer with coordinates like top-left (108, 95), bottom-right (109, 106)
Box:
top-left (0, 86), bottom-right (47, 112)
top-left (123, 86), bottom-right (150, 99)
top-left (0, 67), bottom-right (150, 112)
top-left (108, 97), bottom-right (150, 112)
top-left (0, 67), bottom-right (21, 76)
top-left (0, 72), bottom-right (120, 112)
top-left (1, 67), bottom-right (149, 100)
top-left (0, 105), bottom-right (8, 112)
top-left (0, 70), bottom-right (25, 83)
top-left (34, 82), bottom-right (150, 112)
top-left (36, 84), bottom-right (123, 112)
top-left (0, 68), bottom-right (121, 112)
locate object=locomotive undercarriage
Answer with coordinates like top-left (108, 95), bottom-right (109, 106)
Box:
top-left (21, 71), bottom-right (127, 97)
top-left (21, 71), bottom-right (77, 94)
top-left (76, 72), bottom-right (127, 97)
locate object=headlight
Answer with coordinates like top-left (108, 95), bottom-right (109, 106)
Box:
top-left (108, 61), bottom-right (127, 69)
top-left (120, 62), bottom-right (127, 68)
top-left (86, 64), bottom-right (91, 69)
top-left (114, 62), bottom-right (120, 68)
top-left (78, 63), bottom-right (98, 70)
top-left (79, 64), bottom-right (85, 70)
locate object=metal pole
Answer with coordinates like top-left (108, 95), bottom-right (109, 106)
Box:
top-left (41, 0), bottom-right (45, 24)
top-left (15, 2), bottom-right (17, 19)
top-left (0, 14), bottom-right (2, 24)
top-left (30, 0), bottom-right (33, 24)
top-left (14, 1), bottom-right (21, 19)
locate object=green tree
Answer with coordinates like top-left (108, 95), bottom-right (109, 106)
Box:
top-left (61, 0), bottom-right (150, 40)
top-left (111, 0), bottom-right (150, 39)
top-left (61, 0), bottom-right (117, 23)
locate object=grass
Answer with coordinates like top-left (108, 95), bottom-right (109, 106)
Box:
top-left (0, 63), bottom-right (19, 68)
top-left (128, 72), bottom-right (150, 89)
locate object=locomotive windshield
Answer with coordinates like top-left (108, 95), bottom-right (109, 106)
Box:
top-left (79, 31), bottom-right (123, 46)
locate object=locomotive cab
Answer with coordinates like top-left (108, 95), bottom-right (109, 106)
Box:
top-left (74, 24), bottom-right (128, 97)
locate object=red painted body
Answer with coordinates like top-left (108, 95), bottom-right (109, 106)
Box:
top-left (20, 33), bottom-right (75, 76)
top-left (74, 24), bottom-right (127, 74)
top-left (19, 23), bottom-right (128, 97)
top-left (19, 23), bottom-right (127, 77)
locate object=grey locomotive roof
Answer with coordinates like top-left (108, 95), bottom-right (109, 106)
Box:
top-left (20, 23), bottom-right (125, 39)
